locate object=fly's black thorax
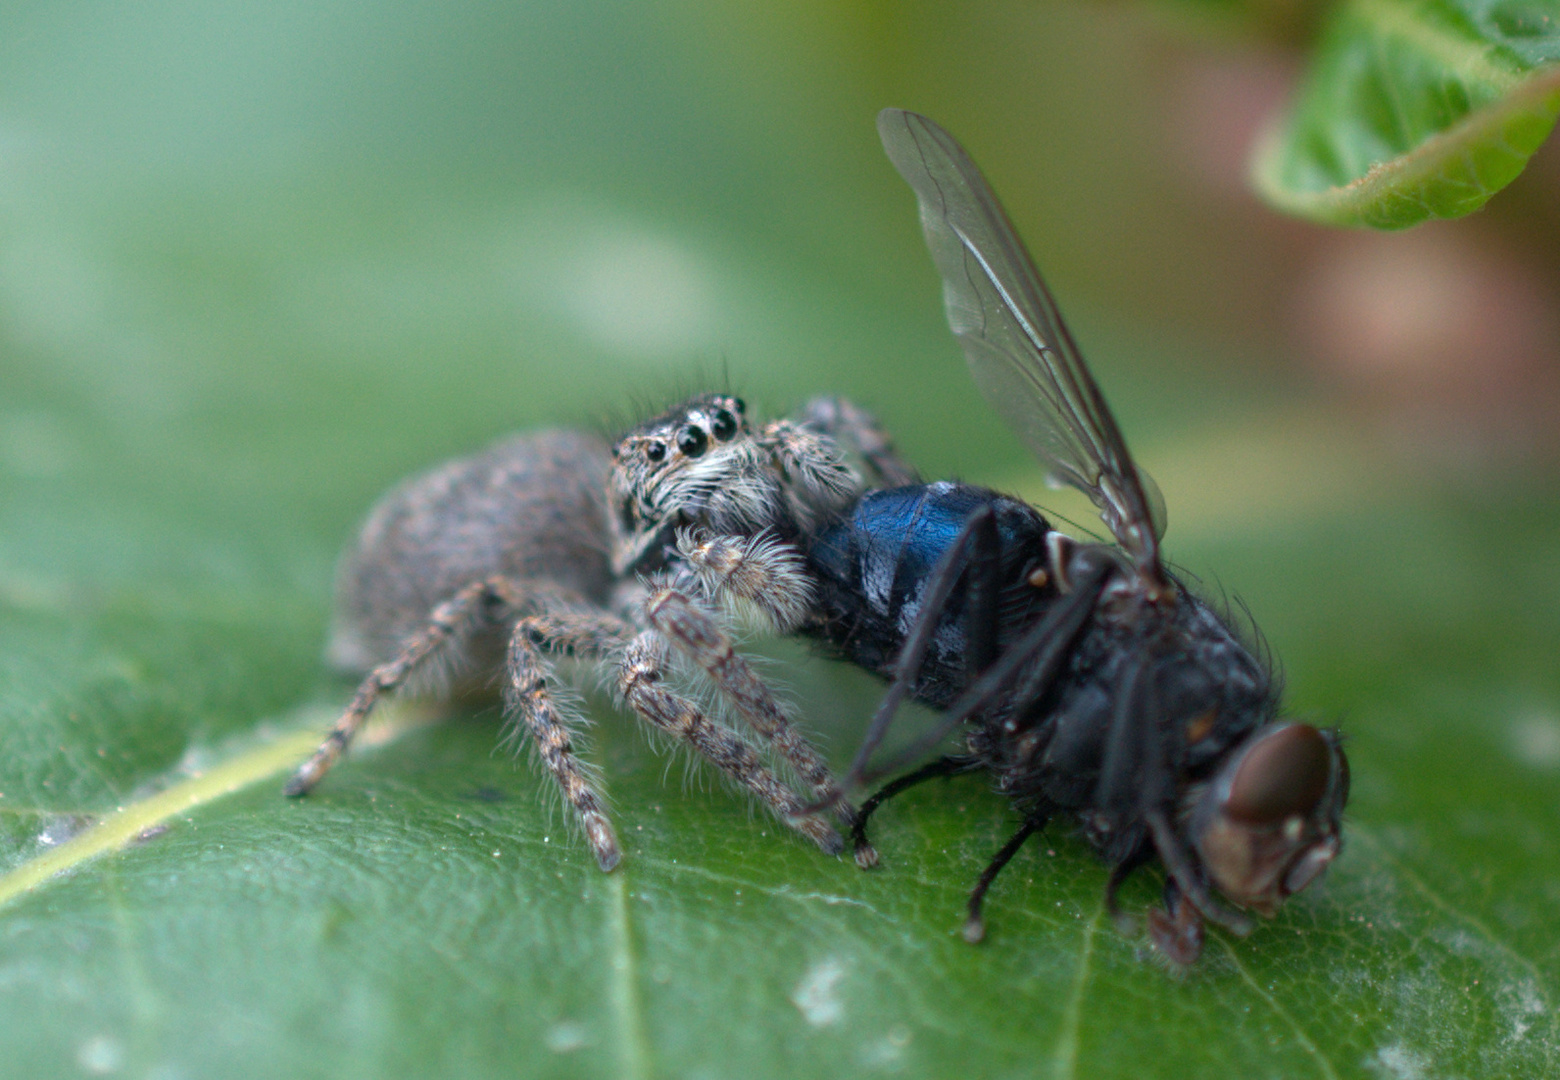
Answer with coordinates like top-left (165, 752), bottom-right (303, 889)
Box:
top-left (800, 482), bottom-right (1055, 706)
top-left (973, 586), bottom-right (1278, 829)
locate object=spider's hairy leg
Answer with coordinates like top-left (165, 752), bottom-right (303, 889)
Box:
top-left (757, 419), bottom-right (860, 524)
top-left (674, 530), bottom-right (816, 633)
top-left (794, 395), bottom-right (920, 488)
top-left (286, 575), bottom-right (536, 797)
top-left (506, 607), bottom-right (632, 871)
top-left (642, 586), bottom-right (871, 858)
top-left (616, 632), bottom-right (843, 855)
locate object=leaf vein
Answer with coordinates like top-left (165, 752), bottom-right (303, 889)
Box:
top-left (1357, 0), bottom-right (1528, 89)
top-left (1352, 824), bottom-right (1559, 1069)
top-left (1218, 936), bottom-right (1341, 1080)
top-left (0, 704), bottom-right (431, 911)
top-left (1049, 896), bottom-right (1101, 1080)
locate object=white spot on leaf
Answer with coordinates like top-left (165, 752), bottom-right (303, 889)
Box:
top-left (544, 1020), bottom-right (588, 1053)
top-left (1367, 1043), bottom-right (1429, 1079)
top-left (1508, 712), bottom-right (1560, 769)
top-left (77, 1035), bottom-right (124, 1074)
top-left (791, 956), bottom-right (848, 1028)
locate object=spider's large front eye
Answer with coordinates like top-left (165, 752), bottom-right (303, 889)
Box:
top-left (646, 441), bottom-right (666, 463)
top-left (1225, 723), bottom-right (1332, 826)
top-left (677, 426), bottom-right (708, 458)
top-left (711, 409), bottom-right (738, 441)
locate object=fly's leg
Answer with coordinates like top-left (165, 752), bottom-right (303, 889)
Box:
top-left (286, 575), bottom-right (538, 797)
top-left (829, 507), bottom-right (1002, 797)
top-left (616, 632), bottom-right (843, 856)
top-left (1094, 654), bottom-right (1252, 952)
top-left (1147, 877), bottom-right (1206, 967)
top-left (794, 395), bottom-right (920, 488)
top-left (1103, 838), bottom-right (1155, 931)
top-left (841, 554), bottom-right (1113, 801)
top-left (850, 755), bottom-right (970, 867)
top-left (963, 811), bottom-right (1050, 944)
top-left (962, 503), bottom-right (1002, 682)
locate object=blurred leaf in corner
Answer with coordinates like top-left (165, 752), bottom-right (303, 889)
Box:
top-left (1250, 0), bottom-right (1560, 228)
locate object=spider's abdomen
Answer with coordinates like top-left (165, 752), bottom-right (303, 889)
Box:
top-left (802, 482), bottom-right (1054, 707)
top-left (328, 429), bottom-right (614, 679)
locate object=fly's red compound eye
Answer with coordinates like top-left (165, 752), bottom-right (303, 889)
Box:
top-left (1224, 723), bottom-right (1333, 826)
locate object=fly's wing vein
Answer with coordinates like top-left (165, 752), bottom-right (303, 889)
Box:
top-left (878, 108), bottom-right (1166, 581)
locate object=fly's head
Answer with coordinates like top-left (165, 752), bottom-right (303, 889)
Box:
top-left (609, 395), bottom-right (771, 576)
top-left (1189, 721), bottom-right (1349, 918)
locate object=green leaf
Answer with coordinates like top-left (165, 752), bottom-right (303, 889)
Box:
top-left (1252, 0), bottom-right (1560, 227)
top-left (5, 407), bottom-right (1560, 1077)
top-left (2, 2), bottom-right (1559, 1076)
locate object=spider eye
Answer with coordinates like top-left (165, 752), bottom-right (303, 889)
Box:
top-left (711, 409), bottom-right (737, 440)
top-left (677, 426), bottom-right (708, 458)
top-left (645, 441), bottom-right (666, 463)
top-left (730, 397), bottom-right (746, 416)
top-left (1224, 723), bottom-right (1333, 826)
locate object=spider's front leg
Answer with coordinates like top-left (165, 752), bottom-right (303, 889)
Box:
top-left (756, 418), bottom-right (860, 531)
top-left (614, 631), bottom-right (843, 856)
top-left (673, 529), bottom-right (817, 634)
top-left (641, 535), bottom-right (875, 863)
top-left (496, 595), bottom-right (842, 866)
top-left (794, 395), bottom-right (920, 489)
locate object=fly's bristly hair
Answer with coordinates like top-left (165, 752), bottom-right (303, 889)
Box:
top-left (1160, 564), bottom-right (1288, 716)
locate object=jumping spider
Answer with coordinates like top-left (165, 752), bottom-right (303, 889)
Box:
top-left (288, 403), bottom-right (908, 872)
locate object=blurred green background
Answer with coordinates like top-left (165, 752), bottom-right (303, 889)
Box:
top-left (2, 1), bottom-right (1559, 1078)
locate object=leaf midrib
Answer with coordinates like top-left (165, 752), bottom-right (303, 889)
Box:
top-left (0, 704), bottom-right (431, 909)
top-left (1355, 0), bottom-right (1528, 89)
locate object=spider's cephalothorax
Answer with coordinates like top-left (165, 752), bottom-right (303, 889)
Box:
top-left (610, 394), bottom-right (860, 579)
top-left (604, 112), bottom-right (1350, 964)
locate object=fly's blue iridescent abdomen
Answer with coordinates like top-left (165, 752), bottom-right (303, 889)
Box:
top-left (804, 482), bottom-right (1054, 707)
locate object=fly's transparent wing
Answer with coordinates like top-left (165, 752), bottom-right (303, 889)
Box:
top-left (878, 108), bottom-right (1166, 582)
